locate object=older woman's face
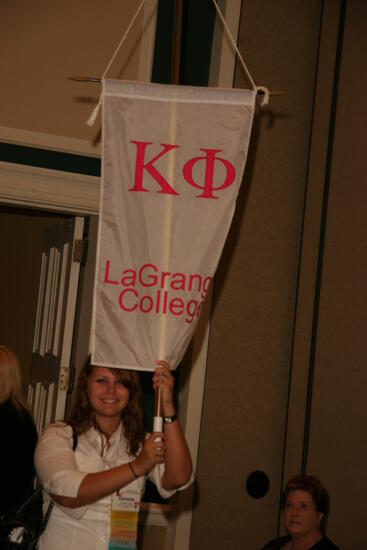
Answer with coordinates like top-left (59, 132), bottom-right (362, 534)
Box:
top-left (283, 489), bottom-right (323, 540)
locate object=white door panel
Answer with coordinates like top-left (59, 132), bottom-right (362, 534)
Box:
top-left (28, 216), bottom-right (84, 430)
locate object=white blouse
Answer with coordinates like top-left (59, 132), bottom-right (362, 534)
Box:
top-left (34, 422), bottom-right (177, 550)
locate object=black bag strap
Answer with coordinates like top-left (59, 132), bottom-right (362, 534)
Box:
top-left (71, 427), bottom-right (78, 452)
top-left (0, 483), bottom-right (44, 523)
top-left (40, 425), bottom-right (78, 534)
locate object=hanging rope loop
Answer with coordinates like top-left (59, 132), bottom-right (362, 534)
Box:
top-left (87, 0), bottom-right (147, 126)
top-left (256, 86), bottom-right (270, 107)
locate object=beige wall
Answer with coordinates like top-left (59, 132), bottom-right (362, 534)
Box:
top-left (306, 0), bottom-right (367, 547)
top-left (0, 0), bottom-right (145, 144)
top-left (191, 1), bottom-right (367, 549)
top-left (190, 1), bottom-right (324, 547)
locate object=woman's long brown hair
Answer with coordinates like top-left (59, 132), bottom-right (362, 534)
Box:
top-left (67, 357), bottom-right (145, 456)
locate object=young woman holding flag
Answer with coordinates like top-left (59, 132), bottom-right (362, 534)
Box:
top-left (35, 358), bottom-right (192, 550)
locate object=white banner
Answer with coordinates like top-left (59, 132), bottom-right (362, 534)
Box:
top-left (91, 80), bottom-right (256, 371)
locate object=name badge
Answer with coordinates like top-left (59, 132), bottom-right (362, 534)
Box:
top-left (109, 483), bottom-right (141, 550)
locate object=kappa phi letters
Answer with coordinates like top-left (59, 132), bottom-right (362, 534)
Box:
top-left (104, 261), bottom-right (212, 324)
top-left (129, 141), bottom-right (236, 199)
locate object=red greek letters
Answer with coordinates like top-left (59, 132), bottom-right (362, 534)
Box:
top-left (129, 141), bottom-right (236, 199)
top-left (129, 142), bottom-right (179, 195)
top-left (183, 148), bottom-right (236, 199)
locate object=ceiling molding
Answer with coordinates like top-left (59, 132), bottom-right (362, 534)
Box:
top-left (0, 161), bottom-right (100, 215)
top-left (0, 126), bottom-right (101, 158)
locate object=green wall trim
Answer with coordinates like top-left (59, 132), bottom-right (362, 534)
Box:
top-left (0, 142), bottom-right (101, 177)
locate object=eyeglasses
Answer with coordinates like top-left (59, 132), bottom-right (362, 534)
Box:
top-left (284, 503), bottom-right (317, 512)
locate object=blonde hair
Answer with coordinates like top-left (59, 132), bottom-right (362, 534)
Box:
top-left (0, 345), bottom-right (29, 412)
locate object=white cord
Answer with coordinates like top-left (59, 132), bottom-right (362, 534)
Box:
top-left (212, 0), bottom-right (269, 105)
top-left (87, 0), bottom-right (147, 126)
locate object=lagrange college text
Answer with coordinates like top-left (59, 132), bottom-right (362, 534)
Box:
top-left (104, 260), bottom-right (212, 324)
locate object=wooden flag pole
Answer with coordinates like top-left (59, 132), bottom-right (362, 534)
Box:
top-left (68, 76), bottom-right (285, 98)
top-left (153, 0), bottom-right (183, 434)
